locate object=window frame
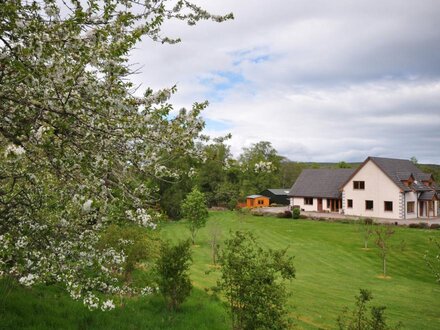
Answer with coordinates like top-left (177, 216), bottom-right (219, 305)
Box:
top-left (347, 199), bottom-right (353, 208)
top-left (304, 198), bottom-right (313, 205)
top-left (353, 181), bottom-right (365, 190)
top-left (365, 200), bottom-right (374, 211)
top-left (407, 201), bottom-right (415, 213)
top-left (384, 201), bottom-right (393, 212)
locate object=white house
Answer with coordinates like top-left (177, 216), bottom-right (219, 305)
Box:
top-left (289, 157), bottom-right (440, 220)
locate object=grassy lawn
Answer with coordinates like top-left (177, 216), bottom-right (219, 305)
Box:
top-left (1, 211), bottom-right (439, 329)
top-left (162, 211), bottom-right (440, 329)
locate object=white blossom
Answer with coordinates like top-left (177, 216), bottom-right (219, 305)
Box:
top-left (82, 200), bottom-right (93, 213)
top-left (19, 274), bottom-right (38, 287)
top-left (4, 144), bottom-right (26, 157)
top-left (254, 161), bottom-right (274, 173)
top-left (101, 299), bottom-right (115, 311)
top-left (34, 126), bottom-right (50, 140)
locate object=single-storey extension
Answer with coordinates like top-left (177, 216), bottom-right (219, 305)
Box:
top-left (288, 168), bottom-right (355, 213)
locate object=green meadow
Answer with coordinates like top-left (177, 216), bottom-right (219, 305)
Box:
top-left (1, 211), bottom-right (439, 329)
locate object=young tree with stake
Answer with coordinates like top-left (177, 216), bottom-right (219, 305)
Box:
top-left (360, 218), bottom-right (374, 249)
top-left (375, 225), bottom-right (395, 277)
top-left (181, 188), bottom-right (209, 245)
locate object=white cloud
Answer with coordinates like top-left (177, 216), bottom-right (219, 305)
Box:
top-left (128, 0), bottom-right (440, 163)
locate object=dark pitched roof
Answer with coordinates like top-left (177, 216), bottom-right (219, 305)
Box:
top-left (369, 157), bottom-right (433, 192)
top-left (289, 169), bottom-right (355, 198)
top-left (418, 173), bottom-right (433, 181)
top-left (265, 188), bottom-right (291, 195)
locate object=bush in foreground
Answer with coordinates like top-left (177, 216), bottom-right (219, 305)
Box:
top-left (216, 231), bottom-right (295, 329)
top-left (156, 240), bottom-right (192, 311)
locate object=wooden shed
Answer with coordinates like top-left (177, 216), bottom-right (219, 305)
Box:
top-left (246, 195), bottom-right (270, 208)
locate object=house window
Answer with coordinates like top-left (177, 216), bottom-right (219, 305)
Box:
top-left (384, 201), bottom-right (393, 212)
top-left (304, 198), bottom-right (313, 205)
top-left (258, 200), bottom-right (264, 205)
top-left (347, 199), bottom-right (353, 208)
top-left (365, 200), bottom-right (374, 210)
top-left (353, 181), bottom-right (365, 190)
top-left (407, 201), bottom-right (415, 213)
top-left (326, 199), bottom-right (330, 208)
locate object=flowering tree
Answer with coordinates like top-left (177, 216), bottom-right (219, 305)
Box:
top-left (0, 0), bottom-right (232, 310)
top-left (238, 141), bottom-right (283, 196)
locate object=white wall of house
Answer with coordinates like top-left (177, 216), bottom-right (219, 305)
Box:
top-left (290, 197), bottom-right (335, 212)
top-left (323, 198), bottom-right (332, 211)
top-left (404, 191), bottom-right (418, 219)
top-left (290, 197), bottom-right (318, 212)
top-left (342, 160), bottom-right (401, 219)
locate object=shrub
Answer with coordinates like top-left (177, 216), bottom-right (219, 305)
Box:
top-left (430, 224), bottom-right (440, 230)
top-left (155, 240), bottom-right (192, 311)
top-left (292, 208), bottom-right (301, 219)
top-left (98, 225), bottom-right (160, 283)
top-left (364, 218), bottom-right (374, 225)
top-left (277, 210), bottom-right (292, 218)
top-left (337, 289), bottom-right (401, 330)
top-left (217, 231), bottom-right (295, 330)
top-left (409, 222), bottom-right (430, 229)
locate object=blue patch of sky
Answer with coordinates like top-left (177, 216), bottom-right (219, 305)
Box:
top-left (199, 70), bottom-right (246, 102)
top-left (199, 47), bottom-right (272, 102)
top-left (203, 118), bottom-right (232, 132)
top-left (231, 47), bottom-right (272, 66)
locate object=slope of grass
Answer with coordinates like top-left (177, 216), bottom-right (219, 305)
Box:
top-left (162, 212), bottom-right (440, 330)
top-left (1, 211), bottom-right (439, 329)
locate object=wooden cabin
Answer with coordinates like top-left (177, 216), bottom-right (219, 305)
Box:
top-left (246, 195), bottom-right (270, 208)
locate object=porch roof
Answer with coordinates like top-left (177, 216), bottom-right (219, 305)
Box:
top-left (419, 191), bottom-right (440, 201)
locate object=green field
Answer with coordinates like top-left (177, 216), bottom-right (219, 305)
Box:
top-left (1, 211), bottom-right (439, 329)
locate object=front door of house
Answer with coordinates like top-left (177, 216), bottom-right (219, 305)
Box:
top-left (318, 198), bottom-right (323, 212)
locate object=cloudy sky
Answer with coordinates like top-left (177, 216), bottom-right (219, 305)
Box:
top-left (130, 0), bottom-right (440, 164)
